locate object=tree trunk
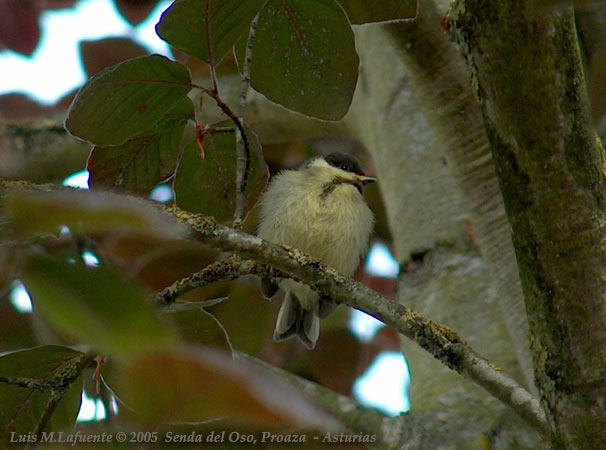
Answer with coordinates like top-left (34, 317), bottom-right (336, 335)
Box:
top-left (343, 21), bottom-right (542, 448)
top-left (447, 2), bottom-right (606, 447)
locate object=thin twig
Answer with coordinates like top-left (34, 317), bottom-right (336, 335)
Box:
top-left (195, 84), bottom-right (252, 225)
top-left (233, 15), bottom-right (259, 226)
top-left (0, 375), bottom-right (47, 390)
top-left (209, 127), bottom-right (235, 134)
top-left (205, 0), bottom-right (219, 95)
top-left (26, 352), bottom-right (96, 450)
top-left (153, 256), bottom-right (276, 305)
top-left (195, 85), bottom-right (250, 175)
top-left (238, 15), bottom-right (258, 119)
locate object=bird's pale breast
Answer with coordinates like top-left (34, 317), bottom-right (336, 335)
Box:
top-left (258, 170), bottom-right (374, 276)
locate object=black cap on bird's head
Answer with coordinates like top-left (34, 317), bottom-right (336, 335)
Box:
top-left (323, 152), bottom-right (376, 193)
top-left (325, 152), bottom-right (366, 176)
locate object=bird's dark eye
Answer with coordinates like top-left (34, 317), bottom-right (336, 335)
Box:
top-left (340, 164), bottom-right (348, 171)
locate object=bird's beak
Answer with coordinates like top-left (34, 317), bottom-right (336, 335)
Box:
top-left (352, 174), bottom-right (376, 194)
top-left (356, 175), bottom-right (376, 185)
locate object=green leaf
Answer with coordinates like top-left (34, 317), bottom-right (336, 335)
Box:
top-left (6, 190), bottom-right (188, 239)
top-left (336, 0), bottom-right (416, 24)
top-left (87, 97), bottom-right (194, 194)
top-left (118, 347), bottom-right (341, 429)
top-left (20, 255), bottom-right (178, 358)
top-left (65, 54), bottom-right (192, 146)
top-left (207, 279), bottom-right (272, 355)
top-left (0, 346), bottom-right (84, 446)
top-left (163, 306), bottom-right (232, 351)
top-left (173, 122), bottom-right (268, 223)
top-left (250, 0), bottom-right (359, 120)
top-left (156, 0), bottom-right (266, 64)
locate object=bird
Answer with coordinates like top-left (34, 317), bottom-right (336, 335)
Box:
top-left (257, 152), bottom-right (375, 349)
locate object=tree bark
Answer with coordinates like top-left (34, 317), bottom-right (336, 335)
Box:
top-left (447, 2), bottom-right (606, 447)
top-left (384, 0), bottom-right (535, 392)
top-left (0, 119), bottom-right (90, 182)
top-left (335, 20), bottom-right (543, 446)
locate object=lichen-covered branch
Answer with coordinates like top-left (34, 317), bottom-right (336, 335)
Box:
top-left (0, 180), bottom-right (548, 436)
top-left (168, 205), bottom-right (549, 436)
top-left (153, 256), bottom-right (276, 305)
top-left (446, 1), bottom-right (606, 447)
top-left (25, 351), bottom-right (96, 450)
top-left (0, 375), bottom-right (48, 390)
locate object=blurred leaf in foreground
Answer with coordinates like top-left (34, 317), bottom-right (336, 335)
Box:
top-left (6, 190), bottom-right (188, 239)
top-left (119, 346), bottom-right (341, 429)
top-left (21, 255), bottom-right (178, 359)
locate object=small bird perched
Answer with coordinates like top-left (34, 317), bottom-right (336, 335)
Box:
top-left (257, 152), bottom-right (375, 349)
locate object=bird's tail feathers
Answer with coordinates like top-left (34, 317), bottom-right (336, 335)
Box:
top-left (274, 291), bottom-right (320, 350)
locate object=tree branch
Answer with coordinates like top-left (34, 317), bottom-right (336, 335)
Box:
top-left (195, 83), bottom-right (251, 227)
top-left (153, 256), bottom-right (276, 305)
top-left (233, 14), bottom-right (259, 226)
top-left (0, 181), bottom-right (547, 436)
top-left (167, 205), bottom-right (549, 437)
top-left (0, 375), bottom-right (48, 390)
top-left (446, 0), bottom-right (606, 445)
top-left (25, 351), bottom-right (96, 450)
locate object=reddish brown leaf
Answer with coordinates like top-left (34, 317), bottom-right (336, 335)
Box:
top-left (0, 93), bottom-right (46, 120)
top-left (52, 88), bottom-right (77, 112)
top-left (79, 37), bottom-right (149, 78)
top-left (0, 0), bottom-right (41, 55)
top-left (131, 241), bottom-right (220, 291)
top-left (115, 0), bottom-right (159, 25)
top-left (0, 294), bottom-right (37, 352)
top-left (99, 233), bottom-right (169, 268)
top-left (42, 1), bottom-right (77, 10)
top-left (309, 328), bottom-right (367, 396)
top-left (118, 347), bottom-right (341, 429)
top-left (356, 252), bottom-right (397, 298)
top-left (98, 234), bottom-right (229, 302)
